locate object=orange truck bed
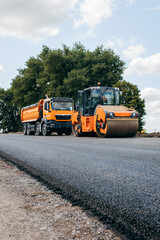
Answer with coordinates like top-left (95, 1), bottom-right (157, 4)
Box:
top-left (21, 100), bottom-right (44, 123)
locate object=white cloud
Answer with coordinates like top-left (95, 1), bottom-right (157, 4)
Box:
top-left (0, 0), bottom-right (77, 41)
top-left (119, 0), bottom-right (135, 6)
top-left (144, 116), bottom-right (160, 133)
top-left (74, 0), bottom-right (115, 28)
top-left (141, 88), bottom-right (160, 132)
top-left (122, 44), bottom-right (146, 60)
top-left (148, 6), bottom-right (160, 11)
top-left (0, 65), bottom-right (4, 72)
top-left (104, 37), bottom-right (124, 49)
top-left (124, 53), bottom-right (160, 76)
top-left (124, 0), bottom-right (135, 6)
top-left (141, 88), bottom-right (160, 101)
top-left (141, 88), bottom-right (160, 115)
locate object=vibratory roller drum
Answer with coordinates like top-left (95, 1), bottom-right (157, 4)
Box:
top-left (95, 105), bottom-right (139, 138)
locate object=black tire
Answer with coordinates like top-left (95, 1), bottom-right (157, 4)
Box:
top-left (27, 124), bottom-right (32, 135)
top-left (65, 131), bottom-right (72, 136)
top-left (42, 124), bottom-right (50, 136)
top-left (96, 120), bottom-right (106, 138)
top-left (57, 132), bottom-right (62, 136)
top-left (72, 123), bottom-right (82, 137)
top-left (35, 123), bottom-right (40, 136)
top-left (23, 124), bottom-right (27, 135)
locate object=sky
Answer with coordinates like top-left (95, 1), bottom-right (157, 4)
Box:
top-left (0, 0), bottom-right (160, 132)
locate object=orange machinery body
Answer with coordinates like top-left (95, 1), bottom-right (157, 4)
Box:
top-left (21, 99), bottom-right (73, 123)
top-left (72, 105), bottom-right (139, 137)
top-left (21, 97), bottom-right (74, 136)
top-left (21, 99), bottom-right (44, 123)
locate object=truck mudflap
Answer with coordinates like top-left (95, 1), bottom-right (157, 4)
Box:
top-left (105, 118), bottom-right (139, 137)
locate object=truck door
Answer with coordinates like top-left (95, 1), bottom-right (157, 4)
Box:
top-left (43, 100), bottom-right (50, 118)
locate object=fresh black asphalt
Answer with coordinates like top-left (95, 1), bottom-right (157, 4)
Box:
top-left (0, 134), bottom-right (160, 239)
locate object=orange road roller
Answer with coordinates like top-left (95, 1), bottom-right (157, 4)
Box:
top-left (72, 86), bottom-right (139, 137)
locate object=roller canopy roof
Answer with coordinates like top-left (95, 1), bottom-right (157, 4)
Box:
top-left (51, 97), bottom-right (73, 102)
top-left (80, 86), bottom-right (119, 92)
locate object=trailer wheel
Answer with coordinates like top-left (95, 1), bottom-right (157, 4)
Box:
top-left (27, 124), bottom-right (32, 135)
top-left (23, 124), bottom-right (27, 135)
top-left (35, 123), bottom-right (40, 136)
top-left (42, 124), bottom-right (50, 136)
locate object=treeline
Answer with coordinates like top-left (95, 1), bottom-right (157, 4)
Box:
top-left (0, 43), bottom-right (145, 132)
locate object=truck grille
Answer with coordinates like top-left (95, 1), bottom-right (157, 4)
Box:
top-left (55, 114), bottom-right (71, 120)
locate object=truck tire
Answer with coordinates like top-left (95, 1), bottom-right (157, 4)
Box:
top-left (42, 124), bottom-right (50, 136)
top-left (27, 124), bottom-right (32, 135)
top-left (57, 132), bottom-right (62, 136)
top-left (65, 130), bottom-right (72, 136)
top-left (23, 124), bottom-right (27, 135)
top-left (35, 123), bottom-right (40, 136)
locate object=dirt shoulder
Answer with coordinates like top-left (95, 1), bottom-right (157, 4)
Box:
top-left (136, 132), bottom-right (160, 137)
top-left (0, 158), bottom-right (121, 240)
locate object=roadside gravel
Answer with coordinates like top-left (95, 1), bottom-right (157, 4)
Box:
top-left (0, 158), bottom-right (121, 240)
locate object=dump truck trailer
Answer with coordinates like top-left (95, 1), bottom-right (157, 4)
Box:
top-left (21, 97), bottom-right (74, 136)
top-left (72, 86), bottom-right (139, 137)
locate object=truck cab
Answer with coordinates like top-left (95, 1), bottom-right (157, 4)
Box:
top-left (41, 97), bottom-right (74, 135)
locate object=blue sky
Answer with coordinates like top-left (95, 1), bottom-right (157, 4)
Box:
top-left (0, 0), bottom-right (160, 132)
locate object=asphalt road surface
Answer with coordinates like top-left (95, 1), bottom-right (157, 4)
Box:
top-left (0, 134), bottom-right (160, 240)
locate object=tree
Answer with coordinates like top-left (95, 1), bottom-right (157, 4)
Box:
top-left (63, 68), bottom-right (90, 100)
top-left (0, 88), bottom-right (21, 132)
top-left (114, 80), bottom-right (146, 131)
top-left (42, 43), bottom-right (125, 100)
top-left (89, 46), bottom-right (125, 87)
top-left (8, 43), bottom-right (145, 131)
top-left (11, 43), bottom-right (125, 103)
top-left (11, 57), bottom-right (44, 108)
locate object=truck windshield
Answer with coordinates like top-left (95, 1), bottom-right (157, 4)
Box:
top-left (101, 89), bottom-right (114, 105)
top-left (51, 102), bottom-right (73, 111)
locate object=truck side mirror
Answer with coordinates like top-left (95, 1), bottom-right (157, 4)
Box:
top-left (47, 102), bottom-right (51, 112)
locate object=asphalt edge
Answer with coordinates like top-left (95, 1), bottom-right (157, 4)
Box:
top-left (0, 150), bottom-right (154, 240)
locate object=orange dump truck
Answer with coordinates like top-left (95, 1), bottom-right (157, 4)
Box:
top-left (72, 86), bottom-right (139, 137)
top-left (21, 97), bottom-right (74, 136)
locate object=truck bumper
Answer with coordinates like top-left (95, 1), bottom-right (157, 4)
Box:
top-left (47, 120), bottom-right (72, 132)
